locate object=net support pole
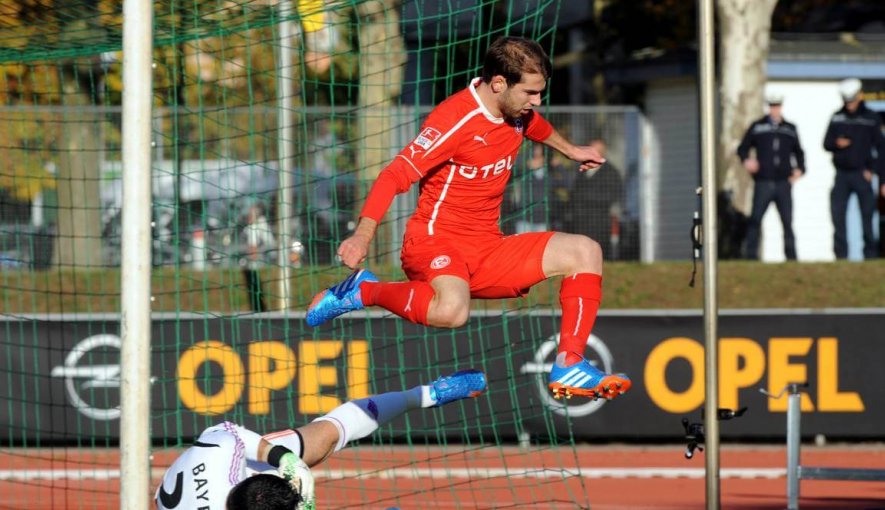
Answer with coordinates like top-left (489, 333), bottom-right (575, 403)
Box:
top-left (697, 0), bottom-right (721, 508)
top-left (276, 0), bottom-right (294, 309)
top-left (786, 390), bottom-right (801, 510)
top-left (120, 0), bottom-right (154, 509)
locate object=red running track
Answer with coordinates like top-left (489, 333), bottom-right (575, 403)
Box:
top-left (0, 444), bottom-right (883, 509)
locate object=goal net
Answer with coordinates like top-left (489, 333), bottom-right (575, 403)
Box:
top-left (0, 1), bottom-right (624, 508)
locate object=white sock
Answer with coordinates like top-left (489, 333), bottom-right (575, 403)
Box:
top-left (314, 386), bottom-right (431, 451)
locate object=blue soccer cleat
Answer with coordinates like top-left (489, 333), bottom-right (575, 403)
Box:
top-left (548, 352), bottom-right (631, 401)
top-left (306, 269), bottom-right (378, 327)
top-left (429, 369), bottom-right (488, 407)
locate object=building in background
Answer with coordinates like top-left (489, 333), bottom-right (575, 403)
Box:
top-left (608, 35), bottom-right (885, 262)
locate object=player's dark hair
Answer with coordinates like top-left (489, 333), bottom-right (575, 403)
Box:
top-left (226, 474), bottom-right (302, 510)
top-left (481, 36), bottom-right (551, 85)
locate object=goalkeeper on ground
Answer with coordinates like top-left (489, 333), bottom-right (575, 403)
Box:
top-left (155, 369), bottom-right (486, 510)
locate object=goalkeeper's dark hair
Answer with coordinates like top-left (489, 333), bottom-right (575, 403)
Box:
top-left (226, 473), bottom-right (302, 510)
top-left (482, 36), bottom-right (551, 86)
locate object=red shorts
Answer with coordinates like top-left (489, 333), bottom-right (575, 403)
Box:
top-left (400, 231), bottom-right (555, 299)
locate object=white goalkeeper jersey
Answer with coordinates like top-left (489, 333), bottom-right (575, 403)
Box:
top-left (155, 422), bottom-right (262, 510)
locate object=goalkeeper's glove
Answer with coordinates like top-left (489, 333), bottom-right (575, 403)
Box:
top-left (278, 452), bottom-right (315, 510)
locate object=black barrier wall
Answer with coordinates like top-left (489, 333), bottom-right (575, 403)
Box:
top-left (2, 310), bottom-right (882, 443)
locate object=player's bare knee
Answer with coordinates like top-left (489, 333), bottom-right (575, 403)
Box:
top-left (428, 302), bottom-right (469, 328)
top-left (447, 307), bottom-right (469, 328)
top-left (570, 235), bottom-right (602, 273)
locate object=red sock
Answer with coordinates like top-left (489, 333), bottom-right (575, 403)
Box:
top-left (558, 273), bottom-right (602, 365)
top-left (360, 281), bottom-right (435, 325)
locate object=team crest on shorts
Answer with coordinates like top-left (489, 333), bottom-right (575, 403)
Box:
top-left (430, 255), bottom-right (451, 270)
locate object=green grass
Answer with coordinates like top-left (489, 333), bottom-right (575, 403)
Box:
top-left (2, 260), bottom-right (884, 314)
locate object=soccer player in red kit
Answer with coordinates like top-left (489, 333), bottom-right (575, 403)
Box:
top-left (307, 36), bottom-right (630, 401)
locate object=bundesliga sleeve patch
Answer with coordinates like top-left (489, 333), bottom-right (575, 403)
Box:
top-left (413, 127), bottom-right (442, 150)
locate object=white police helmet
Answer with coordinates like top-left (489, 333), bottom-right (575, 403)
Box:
top-left (838, 78), bottom-right (862, 102)
top-left (765, 87), bottom-right (784, 105)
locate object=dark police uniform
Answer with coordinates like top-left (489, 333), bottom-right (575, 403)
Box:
top-left (823, 101), bottom-right (885, 259)
top-left (737, 115), bottom-right (805, 260)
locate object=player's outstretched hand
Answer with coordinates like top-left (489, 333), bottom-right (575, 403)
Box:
top-left (571, 145), bottom-right (606, 172)
top-left (337, 233), bottom-right (370, 269)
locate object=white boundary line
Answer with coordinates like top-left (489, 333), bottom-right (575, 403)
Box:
top-left (0, 467), bottom-right (786, 481)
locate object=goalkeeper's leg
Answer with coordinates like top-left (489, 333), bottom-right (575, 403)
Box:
top-left (267, 370), bottom-right (487, 467)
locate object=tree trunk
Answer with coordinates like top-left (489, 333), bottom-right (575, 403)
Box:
top-left (357, 0), bottom-right (405, 263)
top-left (53, 63), bottom-right (103, 269)
top-left (52, 2), bottom-right (105, 270)
top-left (716, 0), bottom-right (777, 216)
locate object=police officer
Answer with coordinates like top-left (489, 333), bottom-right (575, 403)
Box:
top-left (737, 88), bottom-right (805, 260)
top-left (823, 78), bottom-right (885, 260)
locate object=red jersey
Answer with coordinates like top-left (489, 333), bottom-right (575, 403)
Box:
top-left (360, 78), bottom-right (553, 240)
